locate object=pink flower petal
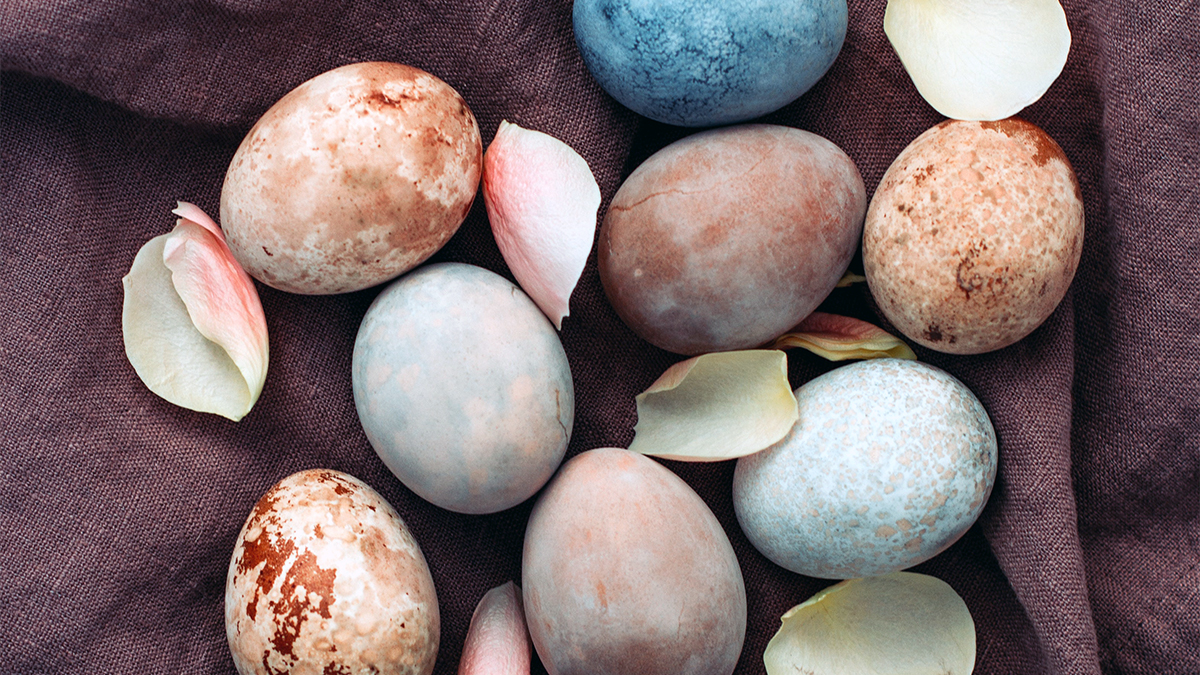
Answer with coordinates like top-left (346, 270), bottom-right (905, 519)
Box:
top-left (121, 203), bottom-right (268, 421)
top-left (769, 312), bottom-right (916, 361)
top-left (483, 121), bottom-right (600, 330)
top-left (458, 582), bottom-right (530, 675)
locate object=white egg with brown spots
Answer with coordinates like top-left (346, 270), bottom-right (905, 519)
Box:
top-left (864, 118), bottom-right (1084, 354)
top-left (733, 359), bottom-right (997, 579)
top-left (220, 61), bottom-right (482, 294)
top-left (225, 469), bottom-right (439, 675)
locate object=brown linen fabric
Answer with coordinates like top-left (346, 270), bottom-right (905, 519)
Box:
top-left (1, 1), bottom-right (1196, 674)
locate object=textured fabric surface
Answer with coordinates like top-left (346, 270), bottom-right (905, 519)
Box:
top-left (2, 1), bottom-right (1197, 674)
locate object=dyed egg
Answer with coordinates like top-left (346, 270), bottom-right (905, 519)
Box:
top-left (220, 62), bottom-right (482, 294)
top-left (225, 469), bottom-right (439, 675)
top-left (352, 263), bottom-right (573, 514)
top-left (599, 124), bottom-right (866, 355)
top-left (864, 118), bottom-right (1084, 353)
top-left (574, 0), bottom-right (847, 126)
top-left (523, 448), bottom-right (746, 675)
top-left (732, 359), bottom-right (997, 579)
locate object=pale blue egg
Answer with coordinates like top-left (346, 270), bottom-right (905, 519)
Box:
top-left (733, 359), bottom-right (997, 579)
top-left (352, 263), bottom-right (574, 514)
top-left (573, 0), bottom-right (847, 127)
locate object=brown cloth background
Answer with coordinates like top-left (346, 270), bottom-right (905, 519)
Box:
top-left (1, 0), bottom-right (1197, 673)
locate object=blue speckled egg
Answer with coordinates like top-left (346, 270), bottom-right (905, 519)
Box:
top-left (352, 263), bottom-right (574, 514)
top-left (573, 0), bottom-right (847, 127)
top-left (732, 359), bottom-right (996, 579)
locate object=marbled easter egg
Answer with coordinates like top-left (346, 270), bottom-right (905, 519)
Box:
top-left (523, 448), bottom-right (747, 675)
top-left (864, 118), bottom-right (1084, 354)
top-left (225, 469), bottom-right (439, 675)
top-left (220, 62), bottom-right (482, 294)
top-left (352, 263), bottom-right (574, 514)
top-left (574, 0), bottom-right (847, 126)
top-left (732, 359), bottom-right (997, 579)
top-left (599, 124), bottom-right (866, 355)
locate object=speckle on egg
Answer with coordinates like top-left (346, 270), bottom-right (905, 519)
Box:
top-left (732, 359), bottom-right (997, 579)
top-left (225, 469), bottom-right (439, 675)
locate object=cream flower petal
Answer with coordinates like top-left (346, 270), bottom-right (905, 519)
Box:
top-left (764, 572), bottom-right (976, 675)
top-left (885, 0), bottom-right (1071, 121)
top-left (629, 350), bottom-right (798, 462)
top-left (458, 582), bottom-right (531, 675)
top-left (483, 120), bottom-right (601, 330)
top-left (122, 203), bottom-right (268, 421)
top-left (769, 312), bottom-right (917, 361)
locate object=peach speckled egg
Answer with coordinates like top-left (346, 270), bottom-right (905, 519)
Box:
top-left (599, 124), bottom-right (866, 355)
top-left (733, 359), bottom-right (996, 579)
top-left (864, 118), bottom-right (1084, 354)
top-left (523, 448), bottom-right (746, 675)
top-left (352, 263), bottom-right (573, 514)
top-left (225, 469), bottom-right (439, 675)
top-left (220, 62), bottom-right (482, 294)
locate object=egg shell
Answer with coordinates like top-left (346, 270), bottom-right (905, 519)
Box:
top-left (522, 447), bottom-right (747, 675)
top-left (220, 62), bottom-right (482, 295)
top-left (573, 0), bottom-right (847, 126)
top-left (352, 263), bottom-right (574, 514)
top-left (732, 359), bottom-right (997, 579)
top-left (864, 118), bottom-right (1084, 354)
top-left (599, 124), bottom-right (866, 355)
top-left (225, 469), bottom-right (439, 675)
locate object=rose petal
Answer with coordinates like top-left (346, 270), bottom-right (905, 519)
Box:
top-left (884, 0), bottom-right (1071, 121)
top-left (629, 350), bottom-right (798, 462)
top-left (764, 572), bottom-right (976, 675)
top-left (835, 271), bottom-right (866, 288)
top-left (458, 582), bottom-right (531, 675)
top-left (770, 312), bottom-right (916, 361)
top-left (122, 203), bottom-right (268, 421)
top-left (483, 120), bottom-right (601, 329)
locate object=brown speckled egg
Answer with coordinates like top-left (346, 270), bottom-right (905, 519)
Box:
top-left (599, 124), bottom-right (866, 355)
top-left (733, 359), bottom-right (997, 579)
top-left (220, 62), bottom-right (482, 294)
top-left (864, 118), bottom-right (1084, 354)
top-left (225, 469), bottom-right (439, 675)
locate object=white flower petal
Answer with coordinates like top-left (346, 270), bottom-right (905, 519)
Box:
top-left (764, 572), bottom-right (976, 675)
top-left (885, 0), bottom-right (1071, 121)
top-left (629, 350), bottom-right (798, 462)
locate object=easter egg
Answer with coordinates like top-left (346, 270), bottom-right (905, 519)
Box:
top-left (352, 263), bottom-right (574, 514)
top-left (220, 62), bottom-right (482, 294)
top-left (523, 448), bottom-right (747, 675)
top-left (599, 124), bottom-right (866, 355)
top-left (864, 118), bottom-right (1084, 354)
top-left (732, 359), bottom-right (997, 579)
top-left (225, 469), bottom-right (439, 675)
top-left (573, 0), bottom-right (848, 126)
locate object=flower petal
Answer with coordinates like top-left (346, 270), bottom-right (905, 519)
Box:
top-left (458, 582), bottom-right (531, 675)
top-left (629, 350), bottom-right (798, 462)
top-left (770, 312), bottom-right (916, 361)
top-left (122, 203), bottom-right (268, 421)
top-left (483, 120), bottom-right (601, 329)
top-left (884, 0), bottom-right (1071, 121)
top-left (764, 572), bottom-right (976, 675)
top-left (835, 271), bottom-right (866, 288)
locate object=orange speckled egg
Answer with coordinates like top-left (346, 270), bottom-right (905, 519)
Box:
top-left (864, 118), bottom-right (1084, 354)
top-left (225, 469), bottom-right (439, 675)
top-left (220, 62), bottom-right (481, 294)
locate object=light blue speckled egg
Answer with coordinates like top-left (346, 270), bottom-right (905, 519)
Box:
top-left (352, 263), bottom-right (574, 514)
top-left (573, 0), bottom-right (847, 127)
top-left (732, 359), bottom-right (996, 579)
